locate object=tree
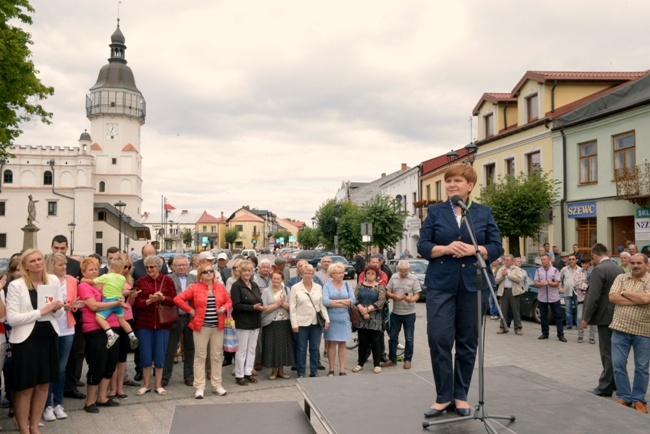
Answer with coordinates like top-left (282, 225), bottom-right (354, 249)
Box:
top-left (359, 195), bottom-right (409, 252)
top-left (225, 228), bottom-right (239, 248)
top-left (182, 229), bottom-right (193, 248)
top-left (273, 230), bottom-right (292, 244)
top-left (335, 204), bottom-right (363, 256)
top-left (0, 1), bottom-right (54, 157)
top-left (314, 199), bottom-right (339, 250)
top-left (479, 170), bottom-right (561, 257)
top-left (297, 227), bottom-right (320, 249)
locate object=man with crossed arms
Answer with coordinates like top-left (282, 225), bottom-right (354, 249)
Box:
top-left (608, 253), bottom-right (650, 413)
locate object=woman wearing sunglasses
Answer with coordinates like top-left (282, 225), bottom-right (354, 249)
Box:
top-left (174, 263), bottom-right (232, 399)
top-left (133, 255), bottom-right (176, 397)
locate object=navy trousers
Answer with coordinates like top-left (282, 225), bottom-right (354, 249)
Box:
top-left (426, 284), bottom-right (479, 403)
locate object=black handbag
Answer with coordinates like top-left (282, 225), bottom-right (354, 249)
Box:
top-left (307, 293), bottom-right (326, 328)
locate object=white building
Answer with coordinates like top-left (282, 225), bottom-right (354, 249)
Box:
top-left (379, 165), bottom-right (421, 257)
top-left (0, 21), bottom-right (150, 256)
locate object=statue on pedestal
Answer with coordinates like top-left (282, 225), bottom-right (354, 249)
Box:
top-left (27, 195), bottom-right (39, 226)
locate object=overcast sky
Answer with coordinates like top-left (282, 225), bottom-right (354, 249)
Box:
top-left (17, 0), bottom-right (650, 224)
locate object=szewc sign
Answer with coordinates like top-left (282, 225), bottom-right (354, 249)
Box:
top-left (567, 201), bottom-right (597, 218)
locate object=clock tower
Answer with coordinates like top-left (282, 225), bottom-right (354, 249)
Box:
top-left (87, 19), bottom-right (145, 217)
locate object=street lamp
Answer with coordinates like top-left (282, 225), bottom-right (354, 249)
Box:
top-left (444, 142), bottom-right (479, 166)
top-left (114, 200), bottom-right (126, 252)
top-left (68, 222), bottom-right (76, 254)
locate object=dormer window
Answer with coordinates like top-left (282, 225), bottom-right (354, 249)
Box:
top-left (526, 94), bottom-right (539, 122)
top-left (484, 113), bottom-right (494, 137)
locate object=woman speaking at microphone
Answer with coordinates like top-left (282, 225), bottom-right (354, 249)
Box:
top-left (417, 163), bottom-right (502, 418)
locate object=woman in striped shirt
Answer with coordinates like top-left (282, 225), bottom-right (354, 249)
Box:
top-left (174, 263), bottom-right (232, 399)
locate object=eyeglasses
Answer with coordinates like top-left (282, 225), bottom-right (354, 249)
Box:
top-left (201, 270), bottom-right (215, 275)
top-left (124, 265), bottom-right (132, 270)
top-left (232, 266), bottom-right (238, 270)
top-left (145, 266), bottom-right (157, 270)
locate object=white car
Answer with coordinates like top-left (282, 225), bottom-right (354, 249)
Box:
top-left (241, 249), bottom-right (257, 258)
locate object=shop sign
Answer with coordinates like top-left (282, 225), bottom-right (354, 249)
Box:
top-left (567, 201), bottom-right (597, 218)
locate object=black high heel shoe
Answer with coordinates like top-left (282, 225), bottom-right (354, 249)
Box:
top-left (424, 401), bottom-right (455, 418)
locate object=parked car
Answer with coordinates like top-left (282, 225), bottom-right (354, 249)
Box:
top-left (316, 255), bottom-right (356, 280)
top-left (0, 258), bottom-right (9, 275)
top-left (386, 258), bottom-right (428, 302)
top-left (307, 251), bottom-right (335, 268)
top-left (260, 247), bottom-right (272, 254)
top-left (519, 263), bottom-right (566, 324)
top-left (241, 249), bottom-right (257, 259)
top-left (287, 251), bottom-right (300, 267)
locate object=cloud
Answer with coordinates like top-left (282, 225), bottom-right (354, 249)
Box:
top-left (15, 0), bottom-right (650, 224)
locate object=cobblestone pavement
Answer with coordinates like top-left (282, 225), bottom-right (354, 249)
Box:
top-left (1, 299), bottom-right (644, 433)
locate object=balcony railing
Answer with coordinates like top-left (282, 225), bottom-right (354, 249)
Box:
top-left (614, 161), bottom-right (650, 206)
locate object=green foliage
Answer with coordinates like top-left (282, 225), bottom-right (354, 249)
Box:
top-left (0, 1), bottom-right (54, 156)
top-left (359, 195), bottom-right (409, 251)
top-left (273, 230), bottom-right (292, 243)
top-left (314, 195), bottom-right (408, 254)
top-left (297, 227), bottom-right (320, 250)
top-left (224, 228), bottom-right (239, 247)
top-left (182, 229), bottom-right (193, 248)
top-left (478, 170), bottom-right (561, 239)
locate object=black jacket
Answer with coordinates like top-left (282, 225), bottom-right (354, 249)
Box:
top-left (231, 278), bottom-right (262, 330)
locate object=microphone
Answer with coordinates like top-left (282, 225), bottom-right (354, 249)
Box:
top-left (450, 195), bottom-right (469, 212)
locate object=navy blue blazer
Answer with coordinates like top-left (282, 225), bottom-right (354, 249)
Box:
top-left (417, 200), bottom-right (502, 293)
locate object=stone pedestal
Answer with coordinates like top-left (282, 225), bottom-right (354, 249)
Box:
top-left (22, 224), bottom-right (40, 251)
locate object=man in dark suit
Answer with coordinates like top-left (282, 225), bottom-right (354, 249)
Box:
top-left (582, 242), bottom-right (624, 397)
top-left (132, 244), bottom-right (170, 283)
top-left (51, 234), bottom-right (86, 400)
top-left (99, 246), bottom-right (120, 276)
top-left (162, 254), bottom-right (196, 387)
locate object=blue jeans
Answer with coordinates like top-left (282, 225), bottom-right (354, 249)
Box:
top-left (612, 330), bottom-right (650, 404)
top-left (564, 294), bottom-right (578, 327)
top-left (539, 301), bottom-right (564, 338)
top-left (489, 293), bottom-right (499, 316)
top-left (296, 325), bottom-right (322, 377)
top-left (389, 313), bottom-right (415, 362)
top-left (47, 334), bottom-right (74, 407)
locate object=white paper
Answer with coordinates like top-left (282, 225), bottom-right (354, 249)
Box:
top-left (37, 284), bottom-right (61, 321)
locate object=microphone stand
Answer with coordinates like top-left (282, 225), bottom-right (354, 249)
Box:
top-left (423, 207), bottom-right (516, 433)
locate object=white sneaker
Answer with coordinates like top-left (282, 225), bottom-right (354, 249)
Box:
top-left (397, 343), bottom-right (405, 350)
top-left (194, 389), bottom-right (204, 399)
top-left (106, 334), bottom-right (119, 348)
top-left (43, 406), bottom-right (56, 422)
top-left (130, 335), bottom-right (139, 350)
top-left (53, 405), bottom-right (68, 419)
top-left (213, 387), bottom-right (227, 396)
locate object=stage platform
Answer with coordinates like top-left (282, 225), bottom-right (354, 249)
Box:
top-left (168, 401), bottom-right (316, 434)
top-left (296, 365), bottom-right (649, 433)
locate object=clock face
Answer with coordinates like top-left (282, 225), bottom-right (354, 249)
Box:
top-left (106, 123), bottom-right (119, 136)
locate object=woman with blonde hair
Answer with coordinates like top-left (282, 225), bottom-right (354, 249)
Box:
top-left (6, 249), bottom-right (65, 433)
top-left (42, 253), bottom-right (84, 422)
top-left (322, 263), bottom-right (355, 376)
top-left (290, 264), bottom-right (329, 378)
top-left (231, 261), bottom-right (264, 385)
top-left (175, 263), bottom-right (232, 398)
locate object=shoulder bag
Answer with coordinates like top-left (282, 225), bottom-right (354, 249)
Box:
top-left (347, 282), bottom-right (361, 328)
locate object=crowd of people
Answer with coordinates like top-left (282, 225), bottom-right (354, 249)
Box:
top-left (0, 237), bottom-right (425, 430)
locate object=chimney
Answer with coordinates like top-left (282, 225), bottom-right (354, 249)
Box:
top-left (221, 212), bottom-right (224, 218)
top-left (182, 210), bottom-right (188, 214)
top-left (401, 163), bottom-right (407, 172)
top-left (381, 173), bottom-right (386, 178)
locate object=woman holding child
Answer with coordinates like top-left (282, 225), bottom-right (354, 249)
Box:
top-left (78, 257), bottom-right (126, 414)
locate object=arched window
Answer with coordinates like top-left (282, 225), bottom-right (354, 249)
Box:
top-left (99, 181), bottom-right (106, 192)
top-left (44, 170), bottom-right (53, 185)
top-left (3, 170), bottom-right (13, 184)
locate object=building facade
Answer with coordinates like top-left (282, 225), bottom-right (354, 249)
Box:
top-left (0, 22), bottom-right (150, 255)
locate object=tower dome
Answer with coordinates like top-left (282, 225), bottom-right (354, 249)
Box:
top-left (86, 19), bottom-right (146, 122)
